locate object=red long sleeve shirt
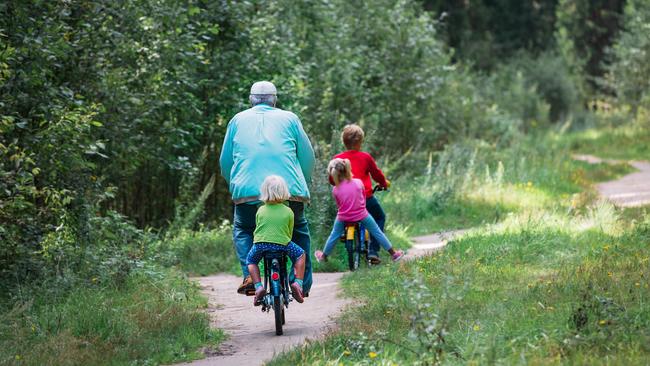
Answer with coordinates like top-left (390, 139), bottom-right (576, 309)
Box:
top-left (330, 150), bottom-right (388, 198)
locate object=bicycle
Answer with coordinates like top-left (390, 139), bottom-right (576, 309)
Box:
top-left (341, 185), bottom-right (388, 271)
top-left (258, 250), bottom-right (291, 335)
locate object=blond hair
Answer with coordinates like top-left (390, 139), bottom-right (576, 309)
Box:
top-left (260, 175), bottom-right (290, 203)
top-left (328, 158), bottom-right (352, 185)
top-left (341, 124), bottom-right (364, 150)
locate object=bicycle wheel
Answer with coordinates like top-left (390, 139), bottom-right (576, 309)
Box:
top-left (353, 238), bottom-right (361, 270)
top-left (274, 295), bottom-right (283, 335)
top-left (345, 240), bottom-right (357, 271)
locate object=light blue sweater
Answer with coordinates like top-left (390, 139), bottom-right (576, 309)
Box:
top-left (219, 104), bottom-right (315, 204)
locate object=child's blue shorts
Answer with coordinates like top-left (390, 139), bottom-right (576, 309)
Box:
top-left (246, 241), bottom-right (305, 265)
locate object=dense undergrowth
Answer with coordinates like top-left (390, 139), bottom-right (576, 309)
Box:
top-left (0, 270), bottom-right (223, 366)
top-left (269, 132), bottom-right (650, 365)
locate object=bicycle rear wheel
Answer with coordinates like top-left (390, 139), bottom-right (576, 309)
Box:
top-left (274, 295), bottom-right (283, 335)
top-left (347, 239), bottom-right (360, 271)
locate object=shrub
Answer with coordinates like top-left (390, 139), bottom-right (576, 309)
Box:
top-left (481, 62), bottom-right (551, 131)
top-left (514, 52), bottom-right (581, 122)
top-left (607, 0), bottom-right (650, 112)
top-left (152, 226), bottom-right (238, 276)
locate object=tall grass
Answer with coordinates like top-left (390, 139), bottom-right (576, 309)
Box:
top-left (152, 225), bottom-right (239, 276)
top-left (269, 134), bottom-right (650, 365)
top-left (382, 137), bottom-right (633, 236)
top-left (564, 106), bottom-right (650, 161)
top-left (0, 270), bottom-right (223, 366)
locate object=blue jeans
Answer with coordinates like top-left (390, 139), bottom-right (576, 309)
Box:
top-left (366, 196), bottom-right (386, 257)
top-left (233, 201), bottom-right (312, 294)
top-left (322, 214), bottom-right (392, 256)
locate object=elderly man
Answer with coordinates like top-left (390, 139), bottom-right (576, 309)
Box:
top-left (219, 81), bottom-right (315, 296)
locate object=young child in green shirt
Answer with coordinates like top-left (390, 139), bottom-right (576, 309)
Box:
top-left (246, 175), bottom-right (306, 305)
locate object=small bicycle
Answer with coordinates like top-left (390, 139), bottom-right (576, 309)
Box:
top-left (259, 250), bottom-right (291, 335)
top-left (341, 185), bottom-right (387, 271)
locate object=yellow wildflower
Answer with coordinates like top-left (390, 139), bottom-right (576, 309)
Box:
top-left (607, 272), bottom-right (613, 277)
top-left (15, 355), bottom-right (21, 360)
top-left (599, 320), bottom-right (607, 326)
top-left (635, 282), bottom-right (640, 287)
top-left (473, 324), bottom-right (480, 331)
top-left (343, 350), bottom-right (351, 356)
top-left (368, 351), bottom-right (377, 359)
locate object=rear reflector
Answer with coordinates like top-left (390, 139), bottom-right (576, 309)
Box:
top-left (271, 272), bottom-right (280, 281)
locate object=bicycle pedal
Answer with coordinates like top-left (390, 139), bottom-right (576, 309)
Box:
top-left (245, 289), bottom-right (256, 296)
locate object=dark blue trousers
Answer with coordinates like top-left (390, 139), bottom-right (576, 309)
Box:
top-left (366, 195), bottom-right (386, 256)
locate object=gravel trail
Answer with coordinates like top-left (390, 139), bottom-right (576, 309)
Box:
top-left (574, 154), bottom-right (650, 207)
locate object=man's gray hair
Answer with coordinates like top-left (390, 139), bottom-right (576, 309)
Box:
top-left (250, 94), bottom-right (277, 107)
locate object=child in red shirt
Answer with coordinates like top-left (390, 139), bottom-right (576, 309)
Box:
top-left (330, 124), bottom-right (390, 264)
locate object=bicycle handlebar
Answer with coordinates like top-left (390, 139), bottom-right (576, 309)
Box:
top-left (372, 184), bottom-right (389, 193)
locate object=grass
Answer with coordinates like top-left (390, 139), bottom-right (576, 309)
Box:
top-left (0, 269), bottom-right (223, 366)
top-left (154, 227), bottom-right (240, 276)
top-left (268, 132), bottom-right (650, 365)
top-left (381, 137), bottom-right (634, 237)
top-left (563, 109), bottom-right (650, 161)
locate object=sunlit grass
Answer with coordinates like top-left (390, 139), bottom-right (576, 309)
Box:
top-left (269, 135), bottom-right (650, 365)
top-left (0, 270), bottom-right (223, 366)
top-left (563, 114), bottom-right (650, 161)
top-left (271, 202), bottom-right (650, 365)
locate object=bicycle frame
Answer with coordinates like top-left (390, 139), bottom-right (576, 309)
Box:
top-left (342, 222), bottom-right (370, 270)
top-left (340, 184), bottom-right (387, 271)
top-left (262, 253), bottom-right (289, 307)
top-left (260, 251), bottom-right (290, 335)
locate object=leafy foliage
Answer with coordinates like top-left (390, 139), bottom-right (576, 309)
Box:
top-left (607, 0), bottom-right (650, 111)
top-left (555, 0), bottom-right (626, 93)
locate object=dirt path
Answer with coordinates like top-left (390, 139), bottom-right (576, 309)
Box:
top-left (574, 154), bottom-right (650, 207)
top-left (176, 272), bottom-right (350, 366)
top-left (175, 231), bottom-right (462, 366)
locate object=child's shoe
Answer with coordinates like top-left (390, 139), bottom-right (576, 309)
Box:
top-left (291, 282), bottom-right (304, 303)
top-left (314, 250), bottom-right (327, 263)
top-left (391, 250), bottom-right (404, 262)
top-left (253, 287), bottom-right (266, 306)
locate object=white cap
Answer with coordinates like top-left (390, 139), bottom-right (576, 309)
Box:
top-left (250, 81), bottom-right (277, 95)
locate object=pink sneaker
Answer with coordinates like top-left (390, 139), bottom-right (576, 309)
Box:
top-left (314, 250), bottom-right (327, 263)
top-left (291, 282), bottom-right (304, 303)
top-left (391, 250), bottom-right (404, 262)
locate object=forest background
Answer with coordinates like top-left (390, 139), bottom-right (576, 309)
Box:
top-left (1, 0), bottom-right (649, 364)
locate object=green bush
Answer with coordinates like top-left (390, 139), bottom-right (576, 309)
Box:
top-left (607, 0), bottom-right (650, 111)
top-left (514, 52), bottom-right (581, 122)
top-left (481, 62), bottom-right (551, 131)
